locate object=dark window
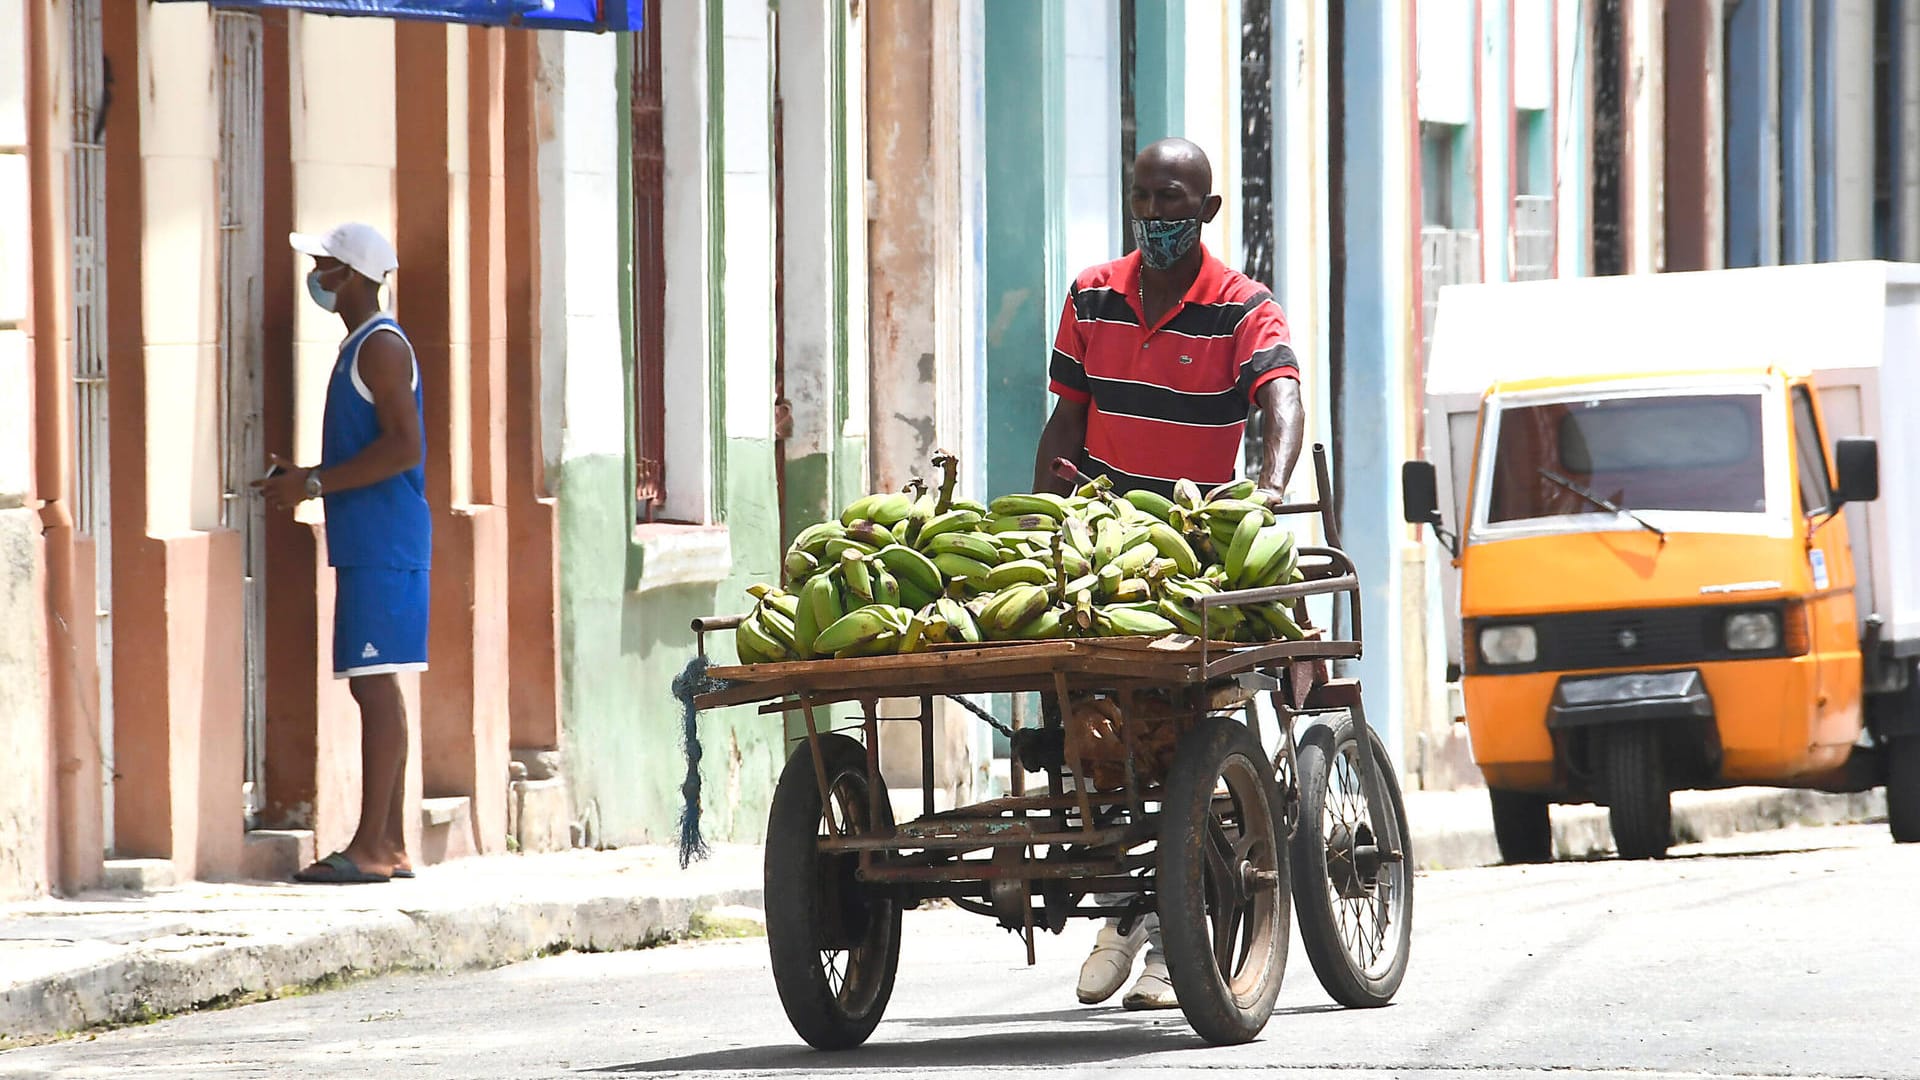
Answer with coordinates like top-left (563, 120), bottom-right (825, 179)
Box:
top-left (631, 0), bottom-right (666, 519)
top-left (1791, 385), bottom-right (1833, 515)
top-left (1420, 122), bottom-right (1457, 228)
top-left (1487, 394), bottom-right (1770, 523)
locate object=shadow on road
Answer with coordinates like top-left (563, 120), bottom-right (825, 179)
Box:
top-left (593, 1004), bottom-right (1350, 1072)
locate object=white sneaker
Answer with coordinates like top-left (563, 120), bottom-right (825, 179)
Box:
top-left (1076, 920), bottom-right (1147, 1004)
top-left (1122, 958), bottom-right (1179, 1010)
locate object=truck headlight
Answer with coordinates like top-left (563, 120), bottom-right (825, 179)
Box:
top-left (1479, 625), bottom-right (1539, 666)
top-left (1725, 611), bottom-right (1781, 651)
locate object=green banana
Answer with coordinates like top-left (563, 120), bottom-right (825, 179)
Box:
top-left (951, 497), bottom-right (990, 516)
top-left (875, 544), bottom-right (943, 598)
top-left (1095, 562), bottom-right (1125, 599)
top-left (802, 573), bottom-right (845, 654)
top-left (792, 579), bottom-right (824, 657)
top-left (1254, 601), bottom-right (1306, 640)
top-left (1143, 521), bottom-right (1201, 576)
top-left (987, 493), bottom-right (1069, 520)
top-left (980, 584), bottom-right (1052, 635)
top-left (839, 492), bottom-right (905, 527)
top-left (1124, 489), bottom-right (1178, 523)
top-left (899, 611), bottom-right (933, 654)
top-left (755, 604), bottom-right (799, 653)
top-left (1174, 478), bottom-right (1204, 511)
top-left (734, 612), bottom-right (791, 664)
top-left (824, 537), bottom-right (882, 562)
top-left (1238, 525), bottom-right (1296, 588)
top-left (1095, 606), bottom-right (1179, 637)
top-left (916, 509), bottom-right (983, 546)
top-left (844, 519), bottom-right (899, 548)
top-left (986, 559), bottom-right (1055, 590)
top-left (932, 553), bottom-right (997, 589)
top-left (987, 513), bottom-right (1057, 535)
top-left (897, 578), bottom-right (938, 611)
top-left (935, 596), bottom-right (982, 644)
top-left (1112, 541), bottom-right (1157, 577)
top-left (923, 531), bottom-right (1001, 565)
top-left (792, 521), bottom-right (847, 557)
top-left (1201, 498), bottom-right (1275, 526)
top-left (899, 493), bottom-right (937, 547)
top-left (1224, 509), bottom-right (1265, 583)
top-left (1110, 577), bottom-right (1151, 604)
top-left (872, 566), bottom-right (901, 608)
top-left (1158, 598), bottom-right (1206, 636)
top-left (840, 551), bottom-right (875, 603)
top-left (835, 630), bottom-right (903, 659)
top-left (1013, 607), bottom-right (1068, 640)
top-left (783, 548), bottom-right (821, 585)
top-left (813, 604), bottom-right (898, 655)
top-left (1206, 478), bottom-right (1258, 502)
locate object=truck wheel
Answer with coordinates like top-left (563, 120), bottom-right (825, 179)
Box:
top-left (765, 734), bottom-right (902, 1050)
top-left (1158, 716), bottom-right (1290, 1046)
top-left (1599, 724), bottom-right (1672, 859)
top-left (1889, 736), bottom-right (1920, 843)
top-left (1488, 788), bottom-right (1553, 864)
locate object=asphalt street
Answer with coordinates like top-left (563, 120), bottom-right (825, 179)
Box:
top-left (4, 823), bottom-right (1915, 1080)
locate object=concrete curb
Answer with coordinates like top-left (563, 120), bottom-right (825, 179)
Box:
top-left (0, 885), bottom-right (761, 1040)
top-left (1409, 788), bottom-right (1889, 871)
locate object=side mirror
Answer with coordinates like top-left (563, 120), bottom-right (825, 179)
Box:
top-left (1834, 437), bottom-right (1879, 505)
top-left (1402, 461), bottom-right (1441, 525)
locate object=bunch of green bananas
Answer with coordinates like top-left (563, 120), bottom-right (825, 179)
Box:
top-left (730, 458), bottom-right (1310, 665)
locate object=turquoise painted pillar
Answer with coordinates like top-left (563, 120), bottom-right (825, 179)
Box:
top-left (982, 0), bottom-right (1055, 502)
top-left (1133, 0), bottom-right (1185, 146)
top-left (1813, 0), bottom-right (1837, 261)
top-left (1338, 2), bottom-right (1405, 761)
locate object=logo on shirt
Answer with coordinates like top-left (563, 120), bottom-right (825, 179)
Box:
top-left (1178, 355), bottom-right (1194, 365)
top-left (361, 642), bottom-right (381, 660)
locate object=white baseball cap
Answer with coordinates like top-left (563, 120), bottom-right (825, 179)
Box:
top-left (289, 222), bottom-right (398, 282)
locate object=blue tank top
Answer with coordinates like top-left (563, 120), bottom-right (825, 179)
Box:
top-left (320, 314), bottom-right (432, 569)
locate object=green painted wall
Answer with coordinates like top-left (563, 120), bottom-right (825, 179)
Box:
top-left (1133, 0), bottom-right (1186, 147)
top-left (982, 0), bottom-right (1054, 503)
top-left (559, 442), bottom-right (788, 847)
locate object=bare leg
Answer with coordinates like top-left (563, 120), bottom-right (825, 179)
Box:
top-left (383, 709), bottom-right (410, 872)
top-left (341, 673), bottom-right (408, 876)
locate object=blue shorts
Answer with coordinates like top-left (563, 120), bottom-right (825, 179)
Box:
top-left (333, 567), bottom-right (431, 679)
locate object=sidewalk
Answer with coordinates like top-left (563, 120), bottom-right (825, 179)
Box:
top-left (0, 787), bottom-right (1887, 1043)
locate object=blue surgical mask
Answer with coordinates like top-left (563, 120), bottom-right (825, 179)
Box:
top-left (1131, 217), bottom-right (1203, 270)
top-left (306, 267), bottom-right (339, 312)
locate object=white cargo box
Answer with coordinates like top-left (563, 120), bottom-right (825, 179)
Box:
top-left (1422, 261), bottom-right (1920, 667)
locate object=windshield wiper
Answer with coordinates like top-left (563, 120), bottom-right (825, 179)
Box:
top-left (1537, 468), bottom-right (1667, 544)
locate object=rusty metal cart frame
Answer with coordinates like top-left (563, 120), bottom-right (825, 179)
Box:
top-left (687, 448), bottom-right (1412, 1048)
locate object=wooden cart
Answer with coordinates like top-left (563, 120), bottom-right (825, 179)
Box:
top-left (688, 451), bottom-right (1412, 1048)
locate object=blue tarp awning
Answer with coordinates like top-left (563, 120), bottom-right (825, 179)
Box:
top-left (155, 0), bottom-right (642, 32)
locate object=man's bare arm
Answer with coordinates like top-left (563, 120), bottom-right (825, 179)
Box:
top-left (1255, 377), bottom-right (1305, 501)
top-left (1034, 397), bottom-right (1091, 494)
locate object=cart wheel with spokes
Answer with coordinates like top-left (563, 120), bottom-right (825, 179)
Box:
top-left (1291, 715), bottom-right (1413, 1008)
top-left (765, 733), bottom-right (902, 1050)
top-left (1157, 716), bottom-right (1290, 1046)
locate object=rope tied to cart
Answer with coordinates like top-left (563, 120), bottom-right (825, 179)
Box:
top-left (669, 655), bottom-right (740, 868)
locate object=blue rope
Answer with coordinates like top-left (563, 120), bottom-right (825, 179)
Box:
top-left (669, 655), bottom-right (737, 869)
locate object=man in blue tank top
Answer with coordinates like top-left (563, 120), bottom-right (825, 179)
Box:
top-left (256, 221), bottom-right (430, 885)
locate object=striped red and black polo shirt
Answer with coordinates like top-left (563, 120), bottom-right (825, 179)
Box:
top-left (1048, 246), bottom-right (1298, 497)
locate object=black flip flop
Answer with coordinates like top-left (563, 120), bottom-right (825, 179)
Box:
top-left (293, 852), bottom-right (391, 884)
top-left (392, 868), bottom-right (415, 879)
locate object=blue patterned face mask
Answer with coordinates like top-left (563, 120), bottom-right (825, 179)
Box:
top-left (1131, 216), bottom-right (1203, 269)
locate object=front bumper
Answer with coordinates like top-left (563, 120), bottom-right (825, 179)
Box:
top-left (1546, 669), bottom-right (1714, 730)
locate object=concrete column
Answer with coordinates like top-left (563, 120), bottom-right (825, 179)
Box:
top-left (1480, 0), bottom-right (1512, 282)
top-left (1663, 0), bottom-right (1723, 271)
top-left (1900, 0), bottom-right (1920, 260)
top-left (865, 4), bottom-right (939, 494)
top-left (1781, 0), bottom-right (1814, 262)
top-left (1828, 0), bottom-right (1874, 260)
top-left (1622, 0), bottom-right (1665, 273)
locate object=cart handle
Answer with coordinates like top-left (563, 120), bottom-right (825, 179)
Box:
top-left (690, 613), bottom-right (745, 659)
top-left (1197, 545), bottom-right (1363, 675)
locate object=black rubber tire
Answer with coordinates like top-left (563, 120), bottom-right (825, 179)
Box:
top-left (764, 734), bottom-right (902, 1050)
top-left (1888, 736), bottom-right (1920, 843)
top-left (1489, 788), bottom-right (1554, 864)
top-left (1599, 724), bottom-right (1672, 860)
top-left (1291, 716), bottom-right (1414, 1008)
top-left (1157, 716), bottom-right (1290, 1046)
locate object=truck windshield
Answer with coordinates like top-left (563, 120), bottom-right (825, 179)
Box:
top-left (1487, 393), bottom-right (1768, 524)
